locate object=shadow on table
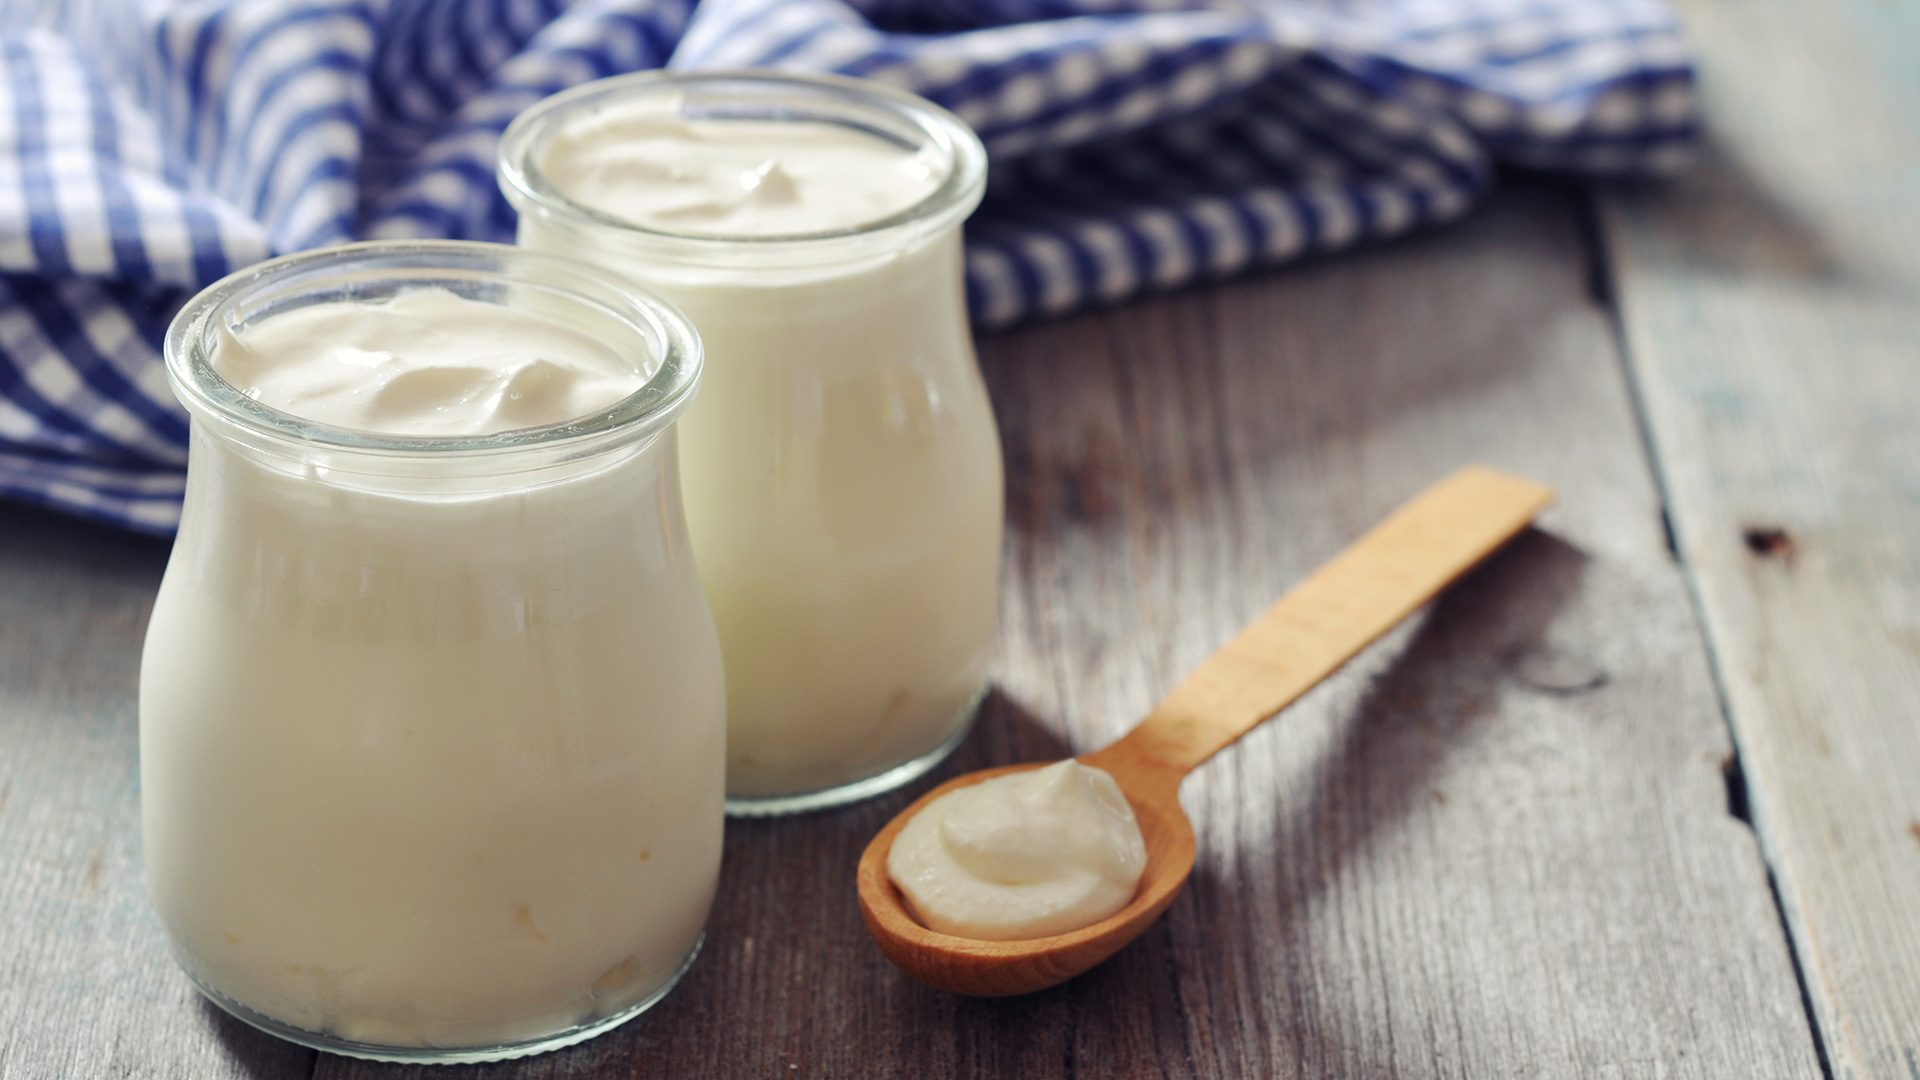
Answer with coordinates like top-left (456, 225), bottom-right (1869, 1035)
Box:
top-left (948, 684), bottom-right (1074, 773)
top-left (1273, 526), bottom-right (1592, 906)
top-left (0, 497), bottom-right (170, 570)
top-left (202, 998), bottom-right (318, 1080)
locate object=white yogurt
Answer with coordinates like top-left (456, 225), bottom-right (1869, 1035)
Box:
top-left (143, 260), bottom-right (723, 1056)
top-left (212, 289), bottom-right (642, 436)
top-left (886, 761), bottom-right (1148, 940)
top-left (506, 75), bottom-right (1002, 807)
top-left (536, 108), bottom-right (944, 237)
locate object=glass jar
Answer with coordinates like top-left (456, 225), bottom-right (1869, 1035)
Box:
top-left (139, 241), bottom-right (722, 1063)
top-left (500, 72), bottom-right (1003, 815)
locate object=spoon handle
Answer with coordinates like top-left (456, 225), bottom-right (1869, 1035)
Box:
top-left (1084, 465), bottom-right (1553, 785)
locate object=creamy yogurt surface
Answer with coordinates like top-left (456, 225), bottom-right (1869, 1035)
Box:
top-left (537, 105), bottom-right (945, 237)
top-left (887, 761), bottom-right (1148, 940)
top-left (212, 288), bottom-right (642, 436)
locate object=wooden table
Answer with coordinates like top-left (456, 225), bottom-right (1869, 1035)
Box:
top-left (3, 0), bottom-right (1914, 1075)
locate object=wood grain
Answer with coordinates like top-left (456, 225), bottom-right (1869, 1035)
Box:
top-left (1597, 0), bottom-right (1920, 1074)
top-left (0, 181), bottom-right (1821, 1078)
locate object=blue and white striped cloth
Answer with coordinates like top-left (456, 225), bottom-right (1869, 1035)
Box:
top-left (0, 0), bottom-right (1695, 534)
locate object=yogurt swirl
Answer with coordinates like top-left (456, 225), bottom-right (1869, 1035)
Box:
top-left (886, 761), bottom-right (1149, 940)
top-left (212, 288), bottom-right (642, 436)
top-left (535, 105), bottom-right (946, 237)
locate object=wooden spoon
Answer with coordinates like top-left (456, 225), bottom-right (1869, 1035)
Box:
top-left (856, 465), bottom-right (1554, 996)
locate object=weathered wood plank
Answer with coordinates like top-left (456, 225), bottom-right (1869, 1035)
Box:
top-left (1598, 0), bottom-right (1920, 1074)
top-left (306, 180), bottom-right (1809, 1078)
top-left (0, 505), bottom-right (317, 1080)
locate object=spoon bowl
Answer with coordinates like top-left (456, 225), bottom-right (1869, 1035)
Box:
top-left (856, 758), bottom-right (1193, 997)
top-left (856, 466), bottom-right (1556, 996)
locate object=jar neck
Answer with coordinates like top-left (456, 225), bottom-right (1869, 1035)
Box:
top-left (172, 423), bottom-right (690, 606)
top-left (516, 213), bottom-right (971, 290)
top-left (184, 405), bottom-right (674, 498)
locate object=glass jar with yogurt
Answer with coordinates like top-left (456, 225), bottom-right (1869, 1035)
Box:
top-left (140, 241), bottom-right (723, 1062)
top-left (500, 73), bottom-right (1002, 815)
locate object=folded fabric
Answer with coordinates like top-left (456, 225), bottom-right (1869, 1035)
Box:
top-left (0, 0), bottom-right (1696, 534)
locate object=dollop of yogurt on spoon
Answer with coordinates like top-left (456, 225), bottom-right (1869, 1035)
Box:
top-left (886, 761), bottom-right (1148, 941)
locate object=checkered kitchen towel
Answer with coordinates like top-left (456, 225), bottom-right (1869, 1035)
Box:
top-left (0, 0), bottom-right (1695, 534)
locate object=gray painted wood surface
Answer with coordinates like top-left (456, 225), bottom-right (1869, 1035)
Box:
top-left (0, 179), bottom-right (1823, 1077)
top-left (1598, 0), bottom-right (1920, 1075)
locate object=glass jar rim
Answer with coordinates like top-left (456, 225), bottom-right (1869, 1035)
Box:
top-left (497, 70), bottom-right (988, 251)
top-left (163, 240), bottom-right (703, 459)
